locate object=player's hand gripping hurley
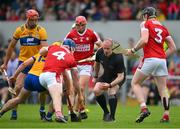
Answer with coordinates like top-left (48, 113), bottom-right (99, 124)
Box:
top-left (78, 40), bottom-right (128, 63)
top-left (113, 40), bottom-right (140, 57)
top-left (3, 69), bottom-right (16, 95)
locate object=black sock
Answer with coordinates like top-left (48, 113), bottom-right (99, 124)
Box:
top-left (46, 112), bottom-right (53, 119)
top-left (96, 94), bottom-right (109, 114)
top-left (108, 95), bottom-right (117, 120)
top-left (40, 105), bottom-right (45, 111)
top-left (11, 109), bottom-right (17, 117)
top-left (162, 97), bottom-right (170, 110)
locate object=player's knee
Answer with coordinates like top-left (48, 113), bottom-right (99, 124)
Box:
top-left (14, 85), bottom-right (22, 94)
top-left (1, 88), bottom-right (8, 94)
top-left (93, 88), bottom-right (98, 96)
top-left (131, 80), bottom-right (139, 88)
top-left (108, 90), bottom-right (116, 96)
top-left (93, 83), bottom-right (101, 96)
top-left (80, 87), bottom-right (85, 94)
top-left (15, 81), bottom-right (24, 90)
top-left (80, 83), bottom-right (86, 89)
top-left (79, 78), bottom-right (89, 89)
top-left (14, 96), bottom-right (22, 104)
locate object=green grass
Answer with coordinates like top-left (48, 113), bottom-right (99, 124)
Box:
top-left (0, 104), bottom-right (180, 128)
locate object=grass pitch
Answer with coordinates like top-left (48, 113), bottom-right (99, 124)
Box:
top-left (0, 104), bottom-right (180, 128)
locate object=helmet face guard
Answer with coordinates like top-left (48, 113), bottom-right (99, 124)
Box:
top-left (141, 7), bottom-right (157, 19)
top-left (26, 9), bottom-right (39, 28)
top-left (75, 16), bottom-right (87, 25)
top-left (26, 9), bottom-right (39, 19)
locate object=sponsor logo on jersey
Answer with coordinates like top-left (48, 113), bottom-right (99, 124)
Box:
top-left (86, 37), bottom-right (89, 41)
top-left (27, 38), bottom-right (34, 42)
top-left (76, 44), bottom-right (90, 52)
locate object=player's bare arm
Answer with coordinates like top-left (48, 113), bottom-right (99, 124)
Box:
top-left (62, 70), bottom-right (71, 95)
top-left (70, 68), bottom-right (84, 103)
top-left (0, 38), bottom-right (18, 70)
top-left (165, 36), bottom-right (176, 57)
top-left (95, 40), bottom-right (102, 48)
top-left (125, 24), bottom-right (149, 56)
top-left (94, 62), bottom-right (100, 78)
top-left (10, 57), bottom-right (35, 82)
top-left (39, 47), bottom-right (48, 56)
top-left (109, 72), bottom-right (125, 88)
top-left (133, 29), bottom-right (149, 51)
top-left (40, 40), bottom-right (48, 47)
top-left (70, 68), bottom-right (80, 93)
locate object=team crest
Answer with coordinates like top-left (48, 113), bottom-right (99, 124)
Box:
top-left (80, 37), bottom-right (84, 42)
top-left (86, 37), bottom-right (89, 41)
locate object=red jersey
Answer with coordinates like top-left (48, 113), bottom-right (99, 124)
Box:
top-left (141, 19), bottom-right (170, 59)
top-left (43, 45), bottom-right (76, 75)
top-left (65, 28), bottom-right (100, 65)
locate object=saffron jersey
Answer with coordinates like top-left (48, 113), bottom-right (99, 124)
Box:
top-left (28, 53), bottom-right (46, 76)
top-left (13, 24), bottom-right (47, 61)
top-left (141, 19), bottom-right (170, 59)
top-left (65, 28), bottom-right (100, 65)
top-left (43, 45), bottom-right (76, 75)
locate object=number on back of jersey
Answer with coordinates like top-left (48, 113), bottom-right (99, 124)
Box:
top-left (52, 51), bottom-right (66, 60)
top-left (154, 28), bottom-right (163, 43)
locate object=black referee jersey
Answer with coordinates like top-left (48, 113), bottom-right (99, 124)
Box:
top-left (95, 48), bottom-right (126, 84)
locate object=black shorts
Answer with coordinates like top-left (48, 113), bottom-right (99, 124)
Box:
top-left (98, 74), bottom-right (126, 88)
top-left (0, 78), bottom-right (8, 89)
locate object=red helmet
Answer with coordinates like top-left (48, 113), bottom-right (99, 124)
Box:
top-left (26, 9), bottom-right (39, 19)
top-left (75, 16), bottom-right (87, 25)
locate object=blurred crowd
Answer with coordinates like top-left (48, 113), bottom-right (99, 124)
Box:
top-left (0, 0), bottom-right (179, 21)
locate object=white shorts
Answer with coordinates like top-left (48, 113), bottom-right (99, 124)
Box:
top-left (39, 72), bottom-right (63, 89)
top-left (138, 58), bottom-right (168, 76)
top-left (77, 65), bottom-right (92, 76)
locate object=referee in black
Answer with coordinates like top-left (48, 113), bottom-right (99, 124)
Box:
top-left (93, 39), bottom-right (126, 122)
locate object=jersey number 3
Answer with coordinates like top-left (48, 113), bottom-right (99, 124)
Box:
top-left (52, 51), bottom-right (66, 60)
top-left (154, 28), bottom-right (163, 43)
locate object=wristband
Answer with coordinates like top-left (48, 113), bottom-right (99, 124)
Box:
top-left (131, 48), bottom-right (137, 53)
top-left (109, 83), bottom-right (112, 88)
top-left (134, 47), bottom-right (138, 51)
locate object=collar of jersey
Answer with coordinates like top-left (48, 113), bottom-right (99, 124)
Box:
top-left (77, 28), bottom-right (87, 36)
